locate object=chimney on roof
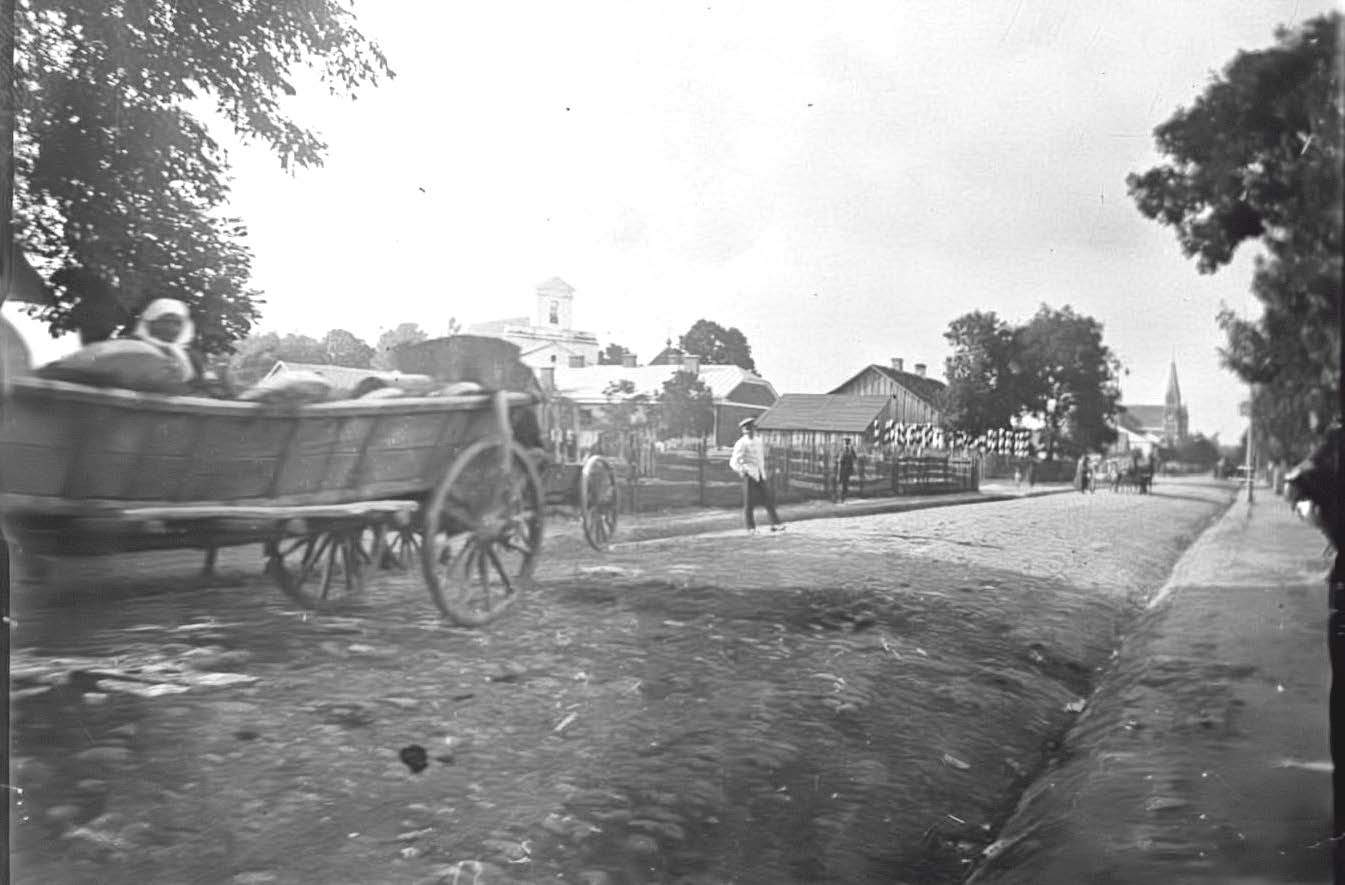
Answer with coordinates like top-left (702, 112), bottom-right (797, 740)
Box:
top-left (682, 354), bottom-right (701, 374)
top-left (890, 357), bottom-right (904, 372)
top-left (621, 353), bottom-right (637, 368)
top-left (568, 355), bottom-right (586, 368)
top-left (913, 363), bottom-right (926, 377)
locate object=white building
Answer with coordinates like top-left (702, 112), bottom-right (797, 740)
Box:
top-left (551, 356), bottom-right (778, 447)
top-left (465, 277), bottom-right (601, 371)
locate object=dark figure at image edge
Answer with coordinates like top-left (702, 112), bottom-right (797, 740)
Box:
top-left (730, 418), bottom-right (784, 533)
top-left (1284, 421), bottom-right (1344, 873)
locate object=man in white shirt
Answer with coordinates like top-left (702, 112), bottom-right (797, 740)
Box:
top-left (729, 417), bottom-right (784, 534)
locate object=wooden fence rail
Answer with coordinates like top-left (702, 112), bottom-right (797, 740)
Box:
top-left (594, 444), bottom-right (981, 515)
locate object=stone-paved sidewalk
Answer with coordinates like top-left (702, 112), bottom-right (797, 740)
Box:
top-left (969, 492), bottom-right (1335, 884)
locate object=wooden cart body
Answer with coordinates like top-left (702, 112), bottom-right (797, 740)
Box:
top-left (1, 377), bottom-right (544, 625)
top-left (0, 377), bottom-right (529, 550)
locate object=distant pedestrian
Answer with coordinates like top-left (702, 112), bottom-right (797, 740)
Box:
top-left (1025, 459), bottom-right (1036, 489)
top-left (1075, 453), bottom-right (1091, 493)
top-left (837, 438), bottom-right (857, 504)
top-left (730, 418), bottom-right (784, 534)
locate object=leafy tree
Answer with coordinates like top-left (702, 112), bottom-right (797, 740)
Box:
top-left (372, 322), bottom-right (428, 369)
top-left (11, 1), bottom-right (393, 349)
top-left (657, 372), bottom-right (715, 441)
top-left (321, 329), bottom-right (374, 368)
top-left (598, 379), bottom-right (651, 432)
top-left (1017, 305), bottom-right (1123, 459)
top-left (227, 328), bottom-right (374, 386)
top-left (940, 305), bottom-right (1121, 457)
top-left (679, 319), bottom-right (756, 371)
top-left (1127, 12), bottom-right (1341, 452)
top-left (1173, 433), bottom-right (1221, 466)
top-left (942, 311), bottom-right (1023, 435)
top-left (598, 342), bottom-right (634, 365)
top-left (227, 332), bottom-right (322, 387)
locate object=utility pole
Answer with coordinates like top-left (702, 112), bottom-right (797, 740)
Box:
top-left (1245, 383), bottom-right (1255, 504)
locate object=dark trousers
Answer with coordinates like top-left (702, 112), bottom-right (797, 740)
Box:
top-left (838, 471), bottom-right (852, 502)
top-left (743, 475), bottom-right (780, 530)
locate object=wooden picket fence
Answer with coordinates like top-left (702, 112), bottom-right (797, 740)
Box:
top-left (600, 443), bottom-right (980, 514)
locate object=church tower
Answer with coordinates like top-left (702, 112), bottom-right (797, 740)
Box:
top-left (1162, 360), bottom-right (1188, 445)
top-left (534, 277), bottom-right (575, 330)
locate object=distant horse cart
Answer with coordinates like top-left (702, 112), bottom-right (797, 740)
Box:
top-left (1106, 457), bottom-right (1153, 494)
top-left (0, 336), bottom-right (618, 626)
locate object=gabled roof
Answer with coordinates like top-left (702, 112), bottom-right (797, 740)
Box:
top-left (755, 394), bottom-right (891, 433)
top-left (648, 346), bottom-right (683, 365)
top-left (829, 364), bottom-right (946, 407)
top-left (1118, 404), bottom-right (1166, 432)
top-left (552, 363), bottom-right (776, 405)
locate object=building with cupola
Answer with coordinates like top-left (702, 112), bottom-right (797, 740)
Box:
top-left (464, 277), bottom-right (601, 371)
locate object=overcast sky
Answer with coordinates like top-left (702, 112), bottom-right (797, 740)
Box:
top-left (10, 0), bottom-right (1331, 442)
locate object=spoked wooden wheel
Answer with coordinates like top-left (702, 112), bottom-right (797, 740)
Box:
top-left (266, 526), bottom-right (369, 610)
top-left (370, 524), bottom-right (423, 570)
top-left (579, 455), bottom-right (619, 551)
top-left (422, 438), bottom-right (544, 626)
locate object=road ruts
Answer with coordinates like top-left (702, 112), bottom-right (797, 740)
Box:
top-left (10, 477), bottom-right (1235, 885)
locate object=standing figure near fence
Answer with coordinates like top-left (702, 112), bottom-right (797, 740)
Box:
top-left (837, 438), bottom-right (857, 504)
top-left (730, 418), bottom-right (785, 534)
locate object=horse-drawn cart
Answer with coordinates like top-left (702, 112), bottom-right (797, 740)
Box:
top-left (0, 376), bottom-right (546, 625)
top-left (2, 335), bottom-right (623, 625)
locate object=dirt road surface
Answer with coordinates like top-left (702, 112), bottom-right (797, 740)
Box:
top-left (10, 477), bottom-right (1235, 884)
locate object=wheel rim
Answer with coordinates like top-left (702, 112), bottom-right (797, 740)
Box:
top-left (268, 527), bottom-right (369, 610)
top-left (422, 438), bottom-right (543, 626)
top-left (580, 455), bottom-right (619, 550)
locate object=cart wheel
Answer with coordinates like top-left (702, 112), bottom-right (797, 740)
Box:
top-left (370, 524), bottom-right (423, 570)
top-left (422, 438), bottom-right (543, 626)
top-left (580, 455), bottom-right (619, 551)
top-left (267, 527), bottom-right (369, 610)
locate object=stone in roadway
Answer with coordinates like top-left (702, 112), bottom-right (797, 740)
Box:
top-left (10, 476), bottom-right (1236, 885)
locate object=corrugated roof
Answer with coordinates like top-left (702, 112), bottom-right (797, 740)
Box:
top-left (552, 363), bottom-right (776, 404)
top-left (755, 395), bottom-right (891, 432)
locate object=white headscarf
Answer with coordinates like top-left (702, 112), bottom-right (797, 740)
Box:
top-left (134, 298), bottom-right (196, 379)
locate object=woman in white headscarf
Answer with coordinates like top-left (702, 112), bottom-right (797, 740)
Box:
top-left (133, 298), bottom-right (198, 382)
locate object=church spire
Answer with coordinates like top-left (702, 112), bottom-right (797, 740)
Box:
top-left (1164, 359), bottom-right (1181, 408)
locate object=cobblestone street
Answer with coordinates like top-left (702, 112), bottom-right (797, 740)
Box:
top-left (10, 477), bottom-right (1235, 884)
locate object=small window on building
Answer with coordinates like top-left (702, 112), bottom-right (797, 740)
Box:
top-left (549, 300), bottom-right (559, 324)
